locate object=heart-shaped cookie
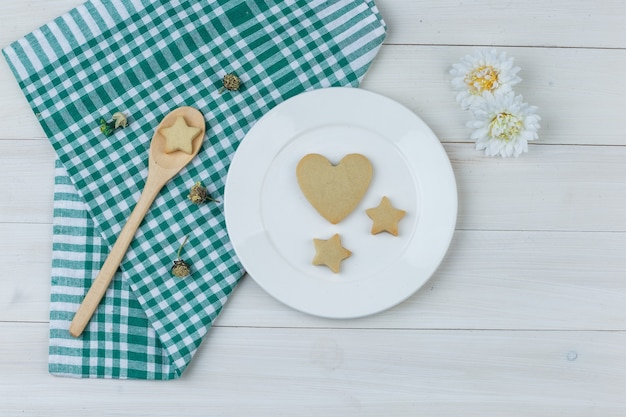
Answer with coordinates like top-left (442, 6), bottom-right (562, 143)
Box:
top-left (296, 153), bottom-right (373, 224)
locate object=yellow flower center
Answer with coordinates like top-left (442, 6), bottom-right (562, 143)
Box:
top-left (489, 112), bottom-right (522, 141)
top-left (465, 65), bottom-right (500, 95)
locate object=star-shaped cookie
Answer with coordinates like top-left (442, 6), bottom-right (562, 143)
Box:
top-left (365, 196), bottom-right (406, 236)
top-left (160, 116), bottom-right (201, 154)
top-left (312, 233), bottom-right (352, 273)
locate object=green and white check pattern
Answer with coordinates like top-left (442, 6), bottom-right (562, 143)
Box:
top-left (3, 0), bottom-right (386, 379)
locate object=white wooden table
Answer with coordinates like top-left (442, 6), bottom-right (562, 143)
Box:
top-left (1, 1), bottom-right (625, 415)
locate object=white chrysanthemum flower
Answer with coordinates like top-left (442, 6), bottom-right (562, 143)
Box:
top-left (450, 49), bottom-right (522, 109)
top-left (468, 90), bottom-right (540, 158)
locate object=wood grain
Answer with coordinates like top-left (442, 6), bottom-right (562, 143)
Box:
top-left (0, 223), bottom-right (52, 322)
top-left (1, 1), bottom-right (625, 416)
top-left (3, 140), bottom-right (626, 231)
top-left (4, 225), bottom-right (626, 331)
top-left (2, 0), bottom-right (624, 49)
top-left (1, 323), bottom-right (625, 416)
top-left (377, 0), bottom-right (626, 48)
top-left (3, 46), bottom-right (625, 145)
top-left (362, 46), bottom-right (626, 146)
top-left (218, 229), bottom-right (626, 330)
top-left (0, 139), bottom-right (55, 224)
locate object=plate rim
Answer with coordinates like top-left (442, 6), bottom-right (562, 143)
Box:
top-left (224, 87), bottom-right (458, 318)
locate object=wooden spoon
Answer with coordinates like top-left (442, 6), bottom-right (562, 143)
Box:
top-left (69, 106), bottom-right (205, 337)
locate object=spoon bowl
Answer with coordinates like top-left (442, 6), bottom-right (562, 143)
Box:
top-left (69, 106), bottom-right (205, 337)
top-left (151, 106), bottom-right (206, 170)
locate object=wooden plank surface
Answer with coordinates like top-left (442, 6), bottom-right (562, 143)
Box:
top-left (0, 140), bottom-right (55, 224)
top-left (363, 46), bottom-right (626, 146)
top-left (3, 139), bottom-right (626, 231)
top-left (4, 224), bottom-right (626, 331)
top-left (1, 0), bottom-right (625, 416)
top-left (3, 45), bottom-right (626, 146)
top-left (2, 0), bottom-right (625, 49)
top-left (377, 0), bottom-right (626, 48)
top-left (1, 323), bottom-right (625, 417)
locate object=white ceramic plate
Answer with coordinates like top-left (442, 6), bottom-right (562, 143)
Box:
top-left (224, 87), bottom-right (457, 318)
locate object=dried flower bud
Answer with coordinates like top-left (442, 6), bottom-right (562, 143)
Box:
top-left (112, 112), bottom-right (129, 129)
top-left (188, 181), bottom-right (209, 204)
top-left (171, 235), bottom-right (191, 278)
top-left (187, 181), bottom-right (217, 204)
top-left (220, 73), bottom-right (241, 93)
top-left (171, 259), bottom-right (191, 278)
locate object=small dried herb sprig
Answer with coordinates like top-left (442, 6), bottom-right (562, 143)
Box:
top-left (99, 112), bottom-right (129, 137)
top-left (171, 235), bottom-right (191, 278)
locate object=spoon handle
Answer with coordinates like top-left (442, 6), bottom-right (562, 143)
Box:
top-left (69, 176), bottom-right (163, 337)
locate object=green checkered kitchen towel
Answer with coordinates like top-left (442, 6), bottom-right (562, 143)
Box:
top-left (2, 0), bottom-right (386, 379)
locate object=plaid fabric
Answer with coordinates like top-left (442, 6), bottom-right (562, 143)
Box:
top-left (3, 0), bottom-right (386, 379)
